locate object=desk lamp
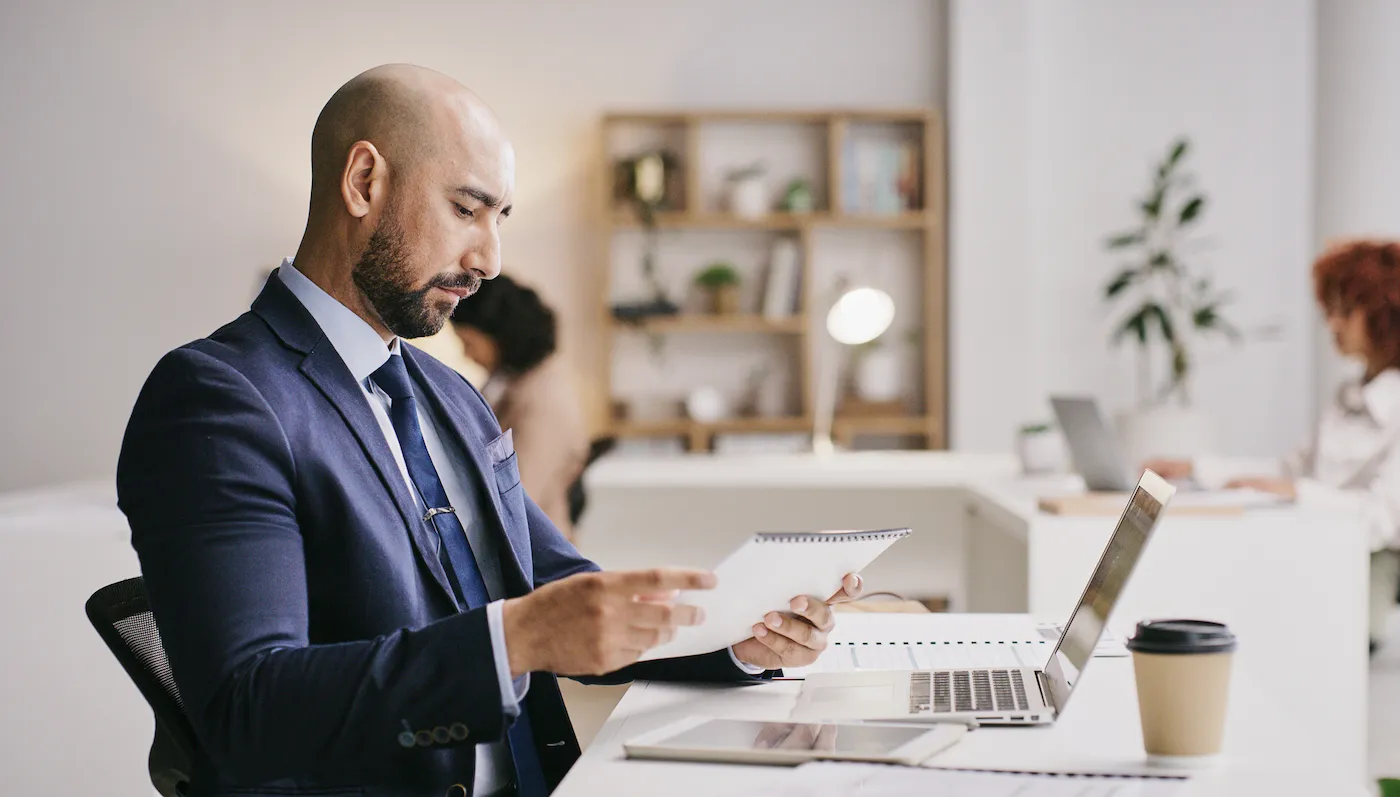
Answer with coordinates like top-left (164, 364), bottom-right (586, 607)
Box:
top-left (812, 284), bottom-right (896, 455)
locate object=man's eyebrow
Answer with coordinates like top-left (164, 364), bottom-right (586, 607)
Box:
top-left (455, 186), bottom-right (501, 209)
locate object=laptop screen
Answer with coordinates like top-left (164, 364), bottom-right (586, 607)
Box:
top-left (1041, 472), bottom-right (1173, 714)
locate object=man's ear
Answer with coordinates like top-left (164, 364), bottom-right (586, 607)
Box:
top-left (341, 140), bottom-right (383, 219)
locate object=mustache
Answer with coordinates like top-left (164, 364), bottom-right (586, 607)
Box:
top-left (426, 271), bottom-right (482, 297)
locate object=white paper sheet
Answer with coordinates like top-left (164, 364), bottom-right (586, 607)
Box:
top-left (740, 762), bottom-right (1187, 797)
top-left (638, 529), bottom-right (910, 661)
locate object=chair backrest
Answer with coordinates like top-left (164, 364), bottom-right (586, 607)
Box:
top-left (85, 577), bottom-right (200, 797)
top-left (568, 436), bottom-right (617, 527)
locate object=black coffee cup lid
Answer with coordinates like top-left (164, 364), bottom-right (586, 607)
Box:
top-left (1126, 619), bottom-right (1237, 654)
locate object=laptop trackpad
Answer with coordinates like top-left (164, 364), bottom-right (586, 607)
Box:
top-left (809, 684), bottom-right (896, 704)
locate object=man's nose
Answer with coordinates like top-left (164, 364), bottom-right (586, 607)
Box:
top-left (463, 227), bottom-right (501, 280)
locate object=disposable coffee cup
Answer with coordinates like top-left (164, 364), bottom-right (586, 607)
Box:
top-left (1125, 619), bottom-right (1237, 768)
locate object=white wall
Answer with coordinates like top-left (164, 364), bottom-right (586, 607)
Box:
top-left (1314, 0), bottom-right (1400, 403)
top-left (0, 0), bottom-right (944, 492)
top-left (950, 0), bottom-right (1317, 457)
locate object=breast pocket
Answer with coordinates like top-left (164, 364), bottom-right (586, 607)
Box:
top-left (488, 433), bottom-right (529, 542)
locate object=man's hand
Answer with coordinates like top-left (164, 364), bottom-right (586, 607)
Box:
top-left (502, 568), bottom-right (714, 677)
top-left (731, 573), bottom-right (864, 670)
top-left (1226, 476), bottom-right (1297, 500)
top-left (1142, 458), bottom-right (1193, 480)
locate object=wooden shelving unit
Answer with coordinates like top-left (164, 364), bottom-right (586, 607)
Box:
top-left (614, 314), bottom-right (807, 335)
top-left (599, 109), bottom-right (947, 453)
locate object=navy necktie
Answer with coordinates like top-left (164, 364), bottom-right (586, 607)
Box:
top-left (368, 354), bottom-right (546, 797)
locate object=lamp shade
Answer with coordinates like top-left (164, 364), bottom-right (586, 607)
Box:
top-left (826, 286), bottom-right (895, 345)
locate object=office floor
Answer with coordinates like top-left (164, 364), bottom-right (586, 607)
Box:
top-left (1372, 607), bottom-right (1400, 787)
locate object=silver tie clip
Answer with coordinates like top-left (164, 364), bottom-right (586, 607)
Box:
top-left (423, 506), bottom-right (457, 523)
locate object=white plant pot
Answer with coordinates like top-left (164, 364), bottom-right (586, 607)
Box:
top-left (1017, 431), bottom-right (1065, 475)
top-left (854, 348), bottom-right (902, 403)
top-left (1115, 405), bottom-right (1213, 468)
top-left (728, 177), bottom-right (770, 219)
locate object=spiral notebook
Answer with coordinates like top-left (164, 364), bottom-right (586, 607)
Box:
top-left (639, 528), bottom-right (911, 662)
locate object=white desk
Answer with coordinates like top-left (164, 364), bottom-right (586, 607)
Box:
top-left (578, 451), bottom-right (1371, 777)
top-left (0, 481), bottom-right (157, 797)
top-left (554, 657), bottom-right (1366, 796)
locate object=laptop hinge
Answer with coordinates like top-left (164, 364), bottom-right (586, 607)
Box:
top-left (1035, 670), bottom-right (1052, 708)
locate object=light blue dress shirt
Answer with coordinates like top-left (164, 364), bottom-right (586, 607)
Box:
top-left (277, 260), bottom-right (523, 794)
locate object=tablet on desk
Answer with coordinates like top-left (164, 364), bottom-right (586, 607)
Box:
top-left (622, 716), bottom-right (967, 767)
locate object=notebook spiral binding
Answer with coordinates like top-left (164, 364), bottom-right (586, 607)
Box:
top-left (754, 528), bottom-right (911, 543)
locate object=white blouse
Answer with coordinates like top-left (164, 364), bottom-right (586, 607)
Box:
top-left (1198, 368), bottom-right (1400, 552)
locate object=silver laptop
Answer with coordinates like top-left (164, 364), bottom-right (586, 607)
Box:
top-left (1051, 395), bottom-right (1144, 492)
top-left (792, 470), bottom-right (1176, 726)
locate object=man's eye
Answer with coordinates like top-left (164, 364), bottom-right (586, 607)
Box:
top-left (454, 203), bottom-right (474, 218)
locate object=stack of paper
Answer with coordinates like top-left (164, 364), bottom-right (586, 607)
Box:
top-left (742, 762), bottom-right (1188, 797)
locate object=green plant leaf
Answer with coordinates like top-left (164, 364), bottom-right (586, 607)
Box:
top-left (1140, 188), bottom-right (1164, 220)
top-left (1104, 268), bottom-right (1138, 299)
top-left (1168, 138), bottom-right (1189, 166)
top-left (1106, 230), bottom-right (1145, 249)
top-left (694, 262), bottom-right (740, 287)
top-left (1178, 196), bottom-right (1206, 225)
top-left (1144, 302), bottom-right (1175, 343)
top-left (1113, 307), bottom-right (1150, 347)
top-left (1147, 251), bottom-right (1177, 273)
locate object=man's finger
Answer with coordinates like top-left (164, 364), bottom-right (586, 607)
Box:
top-left (826, 573), bottom-right (863, 603)
top-left (752, 623), bottom-right (799, 659)
top-left (628, 600), bottom-right (705, 628)
top-left (763, 611), bottom-right (824, 649)
top-left (614, 567), bottom-right (717, 594)
top-left (789, 595), bottom-right (835, 632)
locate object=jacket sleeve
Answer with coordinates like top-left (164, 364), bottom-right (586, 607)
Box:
top-left (117, 347), bottom-right (509, 784)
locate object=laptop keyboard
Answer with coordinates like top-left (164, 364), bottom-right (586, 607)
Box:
top-left (909, 669), bottom-right (1031, 714)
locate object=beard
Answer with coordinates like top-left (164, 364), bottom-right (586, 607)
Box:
top-left (351, 205), bottom-right (481, 339)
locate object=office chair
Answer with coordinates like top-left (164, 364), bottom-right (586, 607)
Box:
top-left (85, 577), bottom-right (199, 797)
top-left (567, 436), bottom-right (617, 528)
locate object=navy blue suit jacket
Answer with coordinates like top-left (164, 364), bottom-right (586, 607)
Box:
top-left (116, 274), bottom-right (763, 797)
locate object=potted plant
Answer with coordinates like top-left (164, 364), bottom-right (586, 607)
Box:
top-left (725, 162), bottom-right (769, 219)
top-left (694, 262), bottom-right (741, 315)
top-left (783, 178), bottom-right (815, 214)
top-left (1102, 136), bottom-right (1240, 463)
top-left (1016, 422), bottom-right (1064, 475)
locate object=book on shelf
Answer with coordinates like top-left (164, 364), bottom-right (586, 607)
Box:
top-left (841, 138), bottom-right (921, 215)
top-left (761, 237), bottom-right (802, 319)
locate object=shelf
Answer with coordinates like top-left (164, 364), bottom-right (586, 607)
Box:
top-left (610, 211), bottom-right (931, 230)
top-left (612, 416), bottom-right (813, 438)
top-left (603, 109), bottom-right (932, 125)
top-left (613, 314), bottom-right (806, 334)
top-left (833, 415), bottom-right (937, 438)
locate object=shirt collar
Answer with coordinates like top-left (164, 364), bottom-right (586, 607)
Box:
top-left (276, 257), bottom-right (401, 384)
top-left (1362, 369), bottom-right (1400, 427)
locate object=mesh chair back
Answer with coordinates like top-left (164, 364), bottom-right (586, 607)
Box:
top-left (85, 577), bottom-right (199, 797)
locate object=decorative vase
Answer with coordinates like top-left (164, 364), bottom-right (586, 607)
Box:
top-left (1115, 404), bottom-right (1213, 468)
top-left (713, 285), bottom-right (741, 315)
top-left (1016, 429), bottom-right (1065, 475)
top-left (728, 176), bottom-right (769, 219)
top-left (854, 347), bottom-right (902, 403)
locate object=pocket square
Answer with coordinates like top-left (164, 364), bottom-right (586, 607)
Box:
top-left (486, 428), bottom-right (515, 465)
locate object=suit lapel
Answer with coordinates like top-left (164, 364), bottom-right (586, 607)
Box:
top-left (402, 347), bottom-right (532, 592)
top-left (253, 273), bottom-right (459, 608)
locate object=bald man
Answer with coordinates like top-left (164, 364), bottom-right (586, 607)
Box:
top-left (115, 65), bottom-right (862, 797)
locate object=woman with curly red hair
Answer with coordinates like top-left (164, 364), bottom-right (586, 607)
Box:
top-left (1149, 239), bottom-right (1400, 652)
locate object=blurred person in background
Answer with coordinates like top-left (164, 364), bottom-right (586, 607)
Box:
top-left (451, 274), bottom-right (590, 539)
top-left (1147, 239), bottom-right (1400, 653)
